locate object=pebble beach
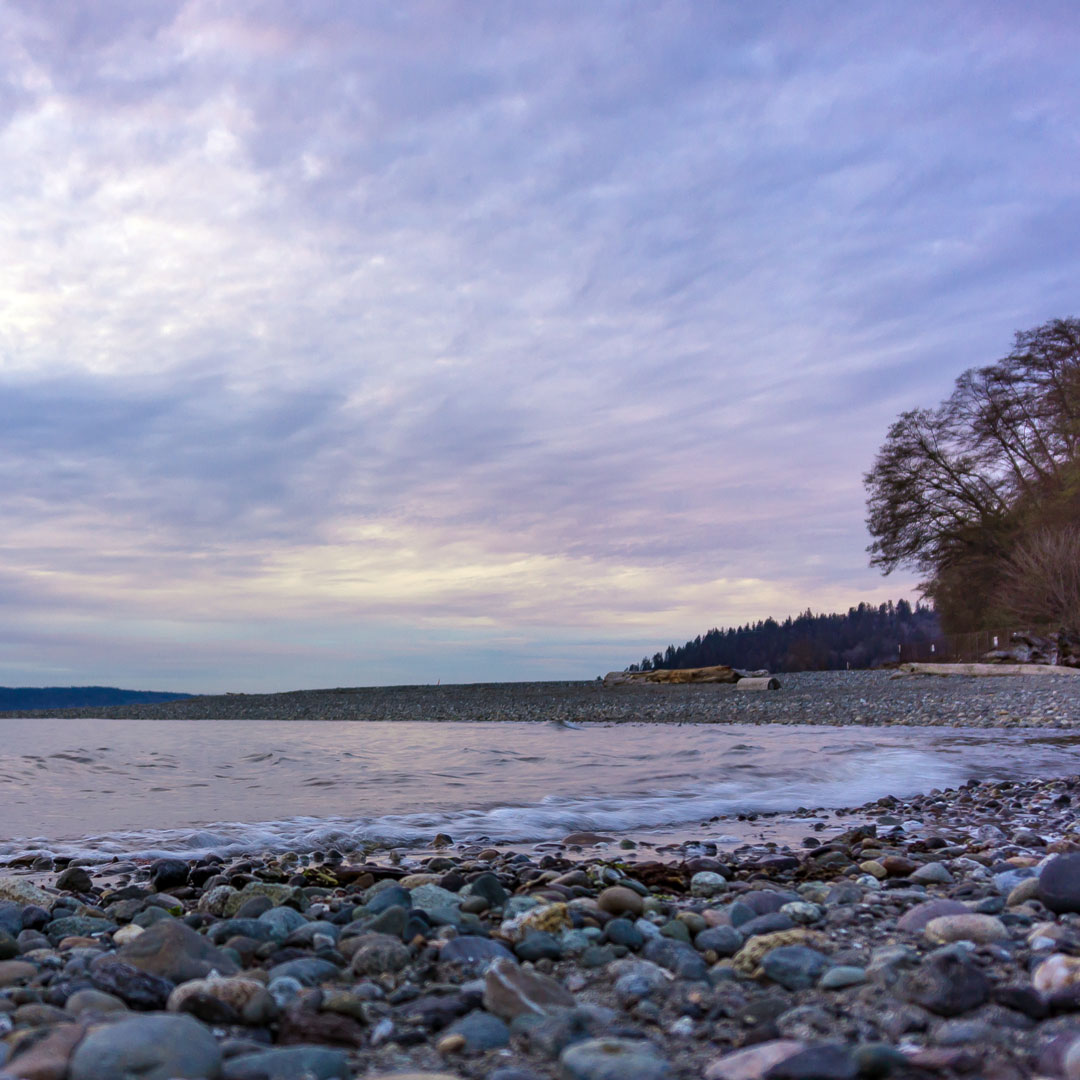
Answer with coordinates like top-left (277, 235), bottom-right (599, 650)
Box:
top-left (1, 671), bottom-right (1080, 1079)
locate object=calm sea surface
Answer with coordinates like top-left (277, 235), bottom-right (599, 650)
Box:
top-left (1, 718), bottom-right (1078, 861)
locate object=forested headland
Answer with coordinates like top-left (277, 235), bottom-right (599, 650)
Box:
top-left (628, 599), bottom-right (940, 674)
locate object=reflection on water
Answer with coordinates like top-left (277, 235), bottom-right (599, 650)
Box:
top-left (0, 717), bottom-right (1078, 861)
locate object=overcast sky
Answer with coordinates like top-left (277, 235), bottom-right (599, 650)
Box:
top-left (1, 1), bottom-right (1078, 691)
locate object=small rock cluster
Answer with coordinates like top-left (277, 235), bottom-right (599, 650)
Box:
top-left (0, 773), bottom-right (1080, 1077)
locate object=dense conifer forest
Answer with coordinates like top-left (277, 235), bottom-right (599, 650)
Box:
top-left (628, 600), bottom-right (941, 674)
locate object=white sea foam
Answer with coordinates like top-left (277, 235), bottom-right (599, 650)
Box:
top-left (0, 718), bottom-right (1077, 861)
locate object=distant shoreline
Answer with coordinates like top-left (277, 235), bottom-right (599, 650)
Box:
top-left (9, 669), bottom-right (1079, 727)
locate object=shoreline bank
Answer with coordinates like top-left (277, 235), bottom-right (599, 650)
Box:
top-left (0, 770), bottom-right (1078, 1078)
top-left (9, 668), bottom-right (1080, 727)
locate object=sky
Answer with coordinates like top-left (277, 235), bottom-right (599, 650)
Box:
top-left (1, 2), bottom-right (1079, 692)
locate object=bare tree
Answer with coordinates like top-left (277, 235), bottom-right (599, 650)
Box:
top-left (865, 317), bottom-right (1080, 630)
top-left (999, 525), bottom-right (1080, 628)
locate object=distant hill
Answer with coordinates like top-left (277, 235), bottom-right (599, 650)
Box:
top-left (0, 686), bottom-right (193, 711)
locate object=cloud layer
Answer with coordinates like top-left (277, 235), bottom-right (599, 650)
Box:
top-left (1, 1), bottom-right (1078, 689)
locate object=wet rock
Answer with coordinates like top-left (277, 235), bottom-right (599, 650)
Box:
top-left (764, 1043), bottom-right (856, 1080)
top-left (445, 1008), bottom-right (510, 1050)
top-left (818, 965), bottom-right (866, 989)
top-left (116, 918), bottom-right (239, 982)
top-left (257, 906), bottom-right (308, 940)
top-left (604, 918), bottom-right (645, 949)
top-left (559, 1037), bottom-right (669, 1080)
top-left (759, 946), bottom-right (830, 990)
top-left (895, 899), bottom-right (968, 933)
top-left (898, 952), bottom-right (989, 1017)
top-left (0, 877), bottom-right (57, 910)
top-left (438, 934), bottom-right (515, 969)
top-left (221, 1046), bottom-right (350, 1079)
top-left (738, 913), bottom-right (796, 938)
top-left (612, 959), bottom-right (670, 1004)
top-left (4, 1019), bottom-right (87, 1080)
top-left (1033, 953), bottom-right (1080, 997)
top-left (64, 987), bottom-right (128, 1016)
top-left (1039, 852), bottom-right (1080, 914)
top-left (924, 913), bottom-right (1009, 945)
top-left (705, 1040), bottom-right (807, 1080)
top-left (349, 932), bottom-right (410, 975)
top-left (691, 872), bottom-right (728, 897)
top-left (0, 959), bottom-right (38, 986)
top-left (642, 936), bottom-right (708, 979)
top-left (515, 931), bottom-right (562, 962)
top-left (149, 859), bottom-right (189, 892)
top-left (168, 974), bottom-right (276, 1025)
top-left (68, 1013), bottom-right (221, 1080)
top-left (55, 866), bottom-right (94, 893)
top-left (909, 862), bottom-right (953, 885)
top-left (483, 956), bottom-right (575, 1020)
top-left (88, 956), bottom-right (174, 1009)
top-left (267, 957), bottom-right (341, 986)
top-left (597, 887), bottom-right (644, 918)
top-left (45, 916), bottom-right (114, 944)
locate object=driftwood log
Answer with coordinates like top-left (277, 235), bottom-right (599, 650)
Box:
top-left (602, 664), bottom-right (740, 687)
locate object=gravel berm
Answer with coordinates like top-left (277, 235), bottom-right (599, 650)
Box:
top-left (15, 669), bottom-right (1080, 727)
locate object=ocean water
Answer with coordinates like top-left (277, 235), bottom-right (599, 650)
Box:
top-left (1, 718), bottom-right (1078, 862)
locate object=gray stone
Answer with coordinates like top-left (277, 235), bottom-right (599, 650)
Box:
top-left (612, 960), bottom-right (670, 1004)
top-left (898, 952), bottom-right (989, 1017)
top-left (267, 957), bottom-right (341, 986)
top-left (763, 1043), bottom-right (856, 1080)
top-left (604, 918), bottom-right (644, 949)
top-left (760, 946), bottom-right (830, 991)
top-left (55, 866), bottom-right (94, 893)
top-left (222, 1045), bottom-right (350, 1079)
top-left (642, 936), bottom-right (708, 979)
top-left (439, 934), bottom-right (515, 969)
top-left (468, 872), bottom-right (508, 907)
top-left (368, 905), bottom-right (409, 938)
top-left (1039, 852), bottom-right (1080, 914)
top-left (896, 898), bottom-right (968, 934)
top-left (515, 931), bottom-right (562, 962)
top-left (483, 956), bottom-right (575, 1020)
top-left (0, 902), bottom-right (21, 938)
top-left (738, 912), bottom-right (795, 938)
top-left (365, 884), bottom-right (411, 913)
top-left (695, 925), bottom-right (742, 957)
top-left (446, 1008), bottom-right (511, 1050)
top-left (909, 862), bottom-right (953, 885)
top-left (257, 905), bottom-right (309, 939)
top-left (410, 883), bottom-right (461, 912)
top-left (349, 932), bottom-right (410, 975)
top-left (68, 1013), bottom-right (221, 1080)
top-left (88, 955), bottom-right (174, 1009)
top-left (45, 915), bottom-right (115, 943)
top-left (924, 913), bottom-right (1009, 945)
top-left (206, 918), bottom-right (277, 945)
top-left (819, 965), bottom-right (866, 989)
top-left (117, 918), bottom-right (239, 982)
top-left (560, 1037), bottom-right (669, 1080)
top-left (705, 1040), bottom-right (806, 1080)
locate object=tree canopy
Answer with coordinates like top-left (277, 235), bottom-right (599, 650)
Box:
top-left (865, 317), bottom-right (1080, 630)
